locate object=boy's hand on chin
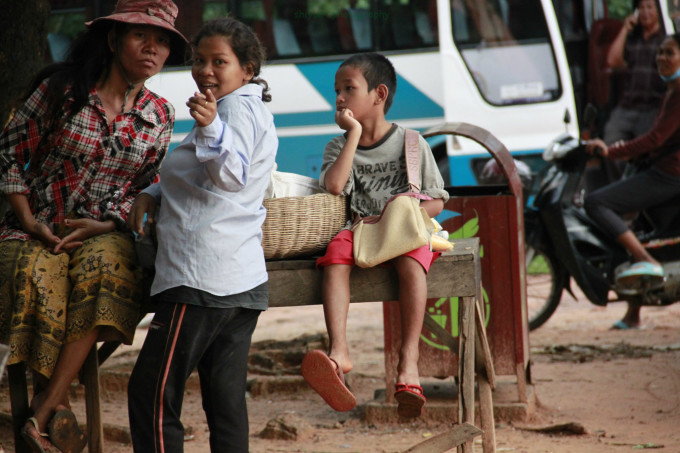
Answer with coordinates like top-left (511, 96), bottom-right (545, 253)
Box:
top-left (335, 108), bottom-right (361, 133)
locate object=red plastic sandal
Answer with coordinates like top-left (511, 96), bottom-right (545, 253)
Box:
top-left (301, 350), bottom-right (357, 412)
top-left (394, 383), bottom-right (426, 418)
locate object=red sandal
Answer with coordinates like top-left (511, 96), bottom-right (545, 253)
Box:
top-left (394, 383), bottom-right (426, 418)
top-left (301, 350), bottom-right (357, 412)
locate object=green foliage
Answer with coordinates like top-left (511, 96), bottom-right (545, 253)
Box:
top-left (527, 255), bottom-right (549, 274)
top-left (607, 0), bottom-right (634, 20)
top-left (48, 11), bottom-right (85, 40)
top-left (204, 3), bottom-right (229, 21)
top-left (308, 0), bottom-right (370, 17)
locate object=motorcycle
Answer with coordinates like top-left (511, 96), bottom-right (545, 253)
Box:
top-left (523, 132), bottom-right (680, 330)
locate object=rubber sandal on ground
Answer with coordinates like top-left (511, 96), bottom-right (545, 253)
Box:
top-left (20, 417), bottom-right (50, 453)
top-left (301, 350), bottom-right (357, 412)
top-left (611, 320), bottom-right (641, 330)
top-left (48, 408), bottom-right (87, 453)
top-left (394, 383), bottom-right (426, 418)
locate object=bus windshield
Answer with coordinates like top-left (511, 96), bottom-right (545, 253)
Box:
top-left (452, 0), bottom-right (562, 105)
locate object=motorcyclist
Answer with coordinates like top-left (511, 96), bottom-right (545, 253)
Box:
top-left (584, 33), bottom-right (680, 329)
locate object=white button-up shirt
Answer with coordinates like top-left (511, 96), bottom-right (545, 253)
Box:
top-left (145, 83), bottom-right (277, 299)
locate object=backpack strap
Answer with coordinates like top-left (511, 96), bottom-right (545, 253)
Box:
top-left (404, 128), bottom-right (421, 193)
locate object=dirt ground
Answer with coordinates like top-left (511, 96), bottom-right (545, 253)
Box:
top-left (1, 283), bottom-right (679, 453)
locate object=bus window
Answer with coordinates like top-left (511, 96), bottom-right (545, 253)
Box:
top-left (378, 0), bottom-right (439, 50)
top-left (452, 0), bottom-right (562, 106)
top-left (46, 0), bottom-right (441, 63)
top-left (47, 0), bottom-right (89, 62)
top-left (668, 0), bottom-right (680, 28)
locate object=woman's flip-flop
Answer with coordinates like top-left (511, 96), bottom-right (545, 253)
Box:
top-left (48, 408), bottom-right (88, 453)
top-left (301, 350), bottom-right (357, 412)
top-left (394, 383), bottom-right (426, 418)
top-left (20, 417), bottom-right (51, 453)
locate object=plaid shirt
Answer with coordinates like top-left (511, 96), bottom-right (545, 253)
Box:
top-left (620, 30), bottom-right (666, 111)
top-left (0, 79), bottom-right (174, 241)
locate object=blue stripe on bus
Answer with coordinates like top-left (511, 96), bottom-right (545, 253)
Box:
top-left (274, 134), bottom-right (338, 178)
top-left (171, 62), bottom-right (443, 134)
top-left (173, 120), bottom-right (194, 134)
top-left (168, 136), bottom-right (543, 186)
top-left (388, 76), bottom-right (444, 120)
top-left (263, 62), bottom-right (445, 128)
top-left (166, 134), bottom-right (331, 179)
top-left (274, 129), bottom-right (450, 179)
top-left (168, 127), bottom-right (462, 181)
top-left (295, 61), bottom-right (341, 107)
top-left (449, 148), bottom-right (543, 186)
top-left (425, 135), bottom-right (446, 149)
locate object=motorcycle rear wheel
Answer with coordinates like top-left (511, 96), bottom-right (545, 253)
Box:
top-left (526, 245), bottom-right (567, 330)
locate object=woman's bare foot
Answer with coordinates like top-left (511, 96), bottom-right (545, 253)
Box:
top-left (22, 417), bottom-right (55, 452)
top-left (30, 391), bottom-right (70, 414)
top-left (27, 392), bottom-right (71, 451)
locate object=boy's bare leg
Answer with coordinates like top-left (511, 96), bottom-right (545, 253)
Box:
top-left (393, 256), bottom-right (427, 386)
top-left (322, 263), bottom-right (354, 374)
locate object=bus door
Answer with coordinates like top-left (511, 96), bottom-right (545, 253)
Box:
top-left (436, 0), bottom-right (579, 184)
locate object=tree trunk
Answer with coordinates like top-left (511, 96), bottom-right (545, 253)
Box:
top-left (0, 0), bottom-right (50, 128)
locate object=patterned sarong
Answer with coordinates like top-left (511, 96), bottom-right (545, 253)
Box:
top-left (0, 232), bottom-right (143, 378)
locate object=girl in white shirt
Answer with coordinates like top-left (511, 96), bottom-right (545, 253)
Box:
top-left (126, 17), bottom-right (277, 453)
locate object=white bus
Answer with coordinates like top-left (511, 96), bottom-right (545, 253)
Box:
top-left (47, 0), bottom-right (677, 185)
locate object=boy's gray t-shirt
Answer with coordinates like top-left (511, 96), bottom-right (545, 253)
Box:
top-left (319, 124), bottom-right (449, 218)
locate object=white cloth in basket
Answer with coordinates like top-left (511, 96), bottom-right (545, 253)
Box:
top-left (264, 168), bottom-right (322, 198)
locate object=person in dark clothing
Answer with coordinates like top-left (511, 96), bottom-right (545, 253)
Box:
top-left (586, 0), bottom-right (666, 191)
top-left (585, 34), bottom-right (680, 330)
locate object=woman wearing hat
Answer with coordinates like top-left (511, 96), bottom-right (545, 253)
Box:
top-left (0, 1), bottom-right (186, 451)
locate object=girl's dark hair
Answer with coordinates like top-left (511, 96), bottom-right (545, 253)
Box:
top-left (191, 17), bottom-right (271, 102)
top-left (22, 22), bottom-right (128, 129)
top-left (339, 53), bottom-right (397, 113)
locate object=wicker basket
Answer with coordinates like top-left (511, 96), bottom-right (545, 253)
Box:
top-left (262, 193), bottom-right (348, 259)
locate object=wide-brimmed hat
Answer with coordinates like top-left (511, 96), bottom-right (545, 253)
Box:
top-left (86, 0), bottom-right (188, 65)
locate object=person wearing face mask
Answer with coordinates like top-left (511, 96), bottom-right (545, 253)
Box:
top-left (0, 1), bottom-right (186, 451)
top-left (585, 34), bottom-right (680, 330)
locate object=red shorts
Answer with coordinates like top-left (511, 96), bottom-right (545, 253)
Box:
top-left (315, 229), bottom-right (440, 272)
